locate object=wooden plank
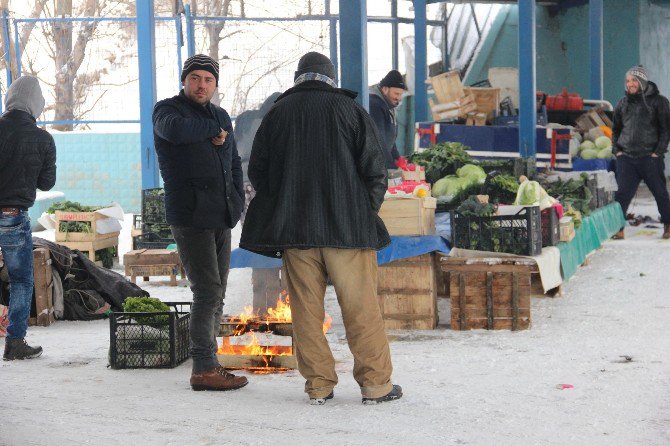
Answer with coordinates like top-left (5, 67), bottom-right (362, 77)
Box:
top-left (217, 354), bottom-right (297, 370)
top-left (486, 272), bottom-right (493, 330)
top-left (512, 273), bottom-right (519, 331)
top-left (459, 273), bottom-right (466, 330)
top-left (384, 317), bottom-right (436, 330)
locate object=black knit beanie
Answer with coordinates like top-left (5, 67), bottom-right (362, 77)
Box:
top-left (181, 54), bottom-right (219, 86)
top-left (294, 52), bottom-right (336, 81)
top-left (380, 70), bottom-right (407, 90)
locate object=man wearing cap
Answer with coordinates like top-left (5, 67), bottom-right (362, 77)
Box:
top-left (369, 70), bottom-right (408, 169)
top-left (612, 65), bottom-right (670, 239)
top-left (153, 54), bottom-right (247, 391)
top-left (0, 76), bottom-right (56, 360)
top-left (241, 52), bottom-right (402, 406)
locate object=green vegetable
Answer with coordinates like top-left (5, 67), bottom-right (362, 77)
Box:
top-left (455, 196), bottom-right (495, 217)
top-left (514, 180), bottom-right (542, 205)
top-left (595, 136), bottom-right (612, 150)
top-left (579, 140), bottom-right (596, 152)
top-left (456, 164), bottom-right (486, 183)
top-left (432, 175), bottom-right (470, 200)
top-left (486, 174), bottom-right (519, 204)
top-left (597, 147), bottom-right (613, 159)
top-left (580, 148), bottom-right (598, 160)
top-left (409, 142), bottom-right (472, 183)
top-left (122, 297), bottom-right (171, 327)
top-left (569, 138), bottom-right (581, 158)
top-left (47, 200), bottom-right (100, 214)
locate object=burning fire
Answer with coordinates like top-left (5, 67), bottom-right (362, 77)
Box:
top-left (217, 292), bottom-right (333, 368)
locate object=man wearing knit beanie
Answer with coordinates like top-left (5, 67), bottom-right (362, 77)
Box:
top-left (153, 55), bottom-right (248, 391)
top-left (242, 52), bottom-right (402, 406)
top-left (369, 70), bottom-right (408, 169)
top-left (612, 65), bottom-right (670, 239)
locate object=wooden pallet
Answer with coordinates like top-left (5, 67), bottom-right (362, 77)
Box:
top-left (443, 257), bottom-right (532, 331)
top-left (124, 249), bottom-right (184, 286)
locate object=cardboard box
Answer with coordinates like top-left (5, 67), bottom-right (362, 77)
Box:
top-left (379, 197), bottom-right (437, 236)
top-left (559, 217), bottom-right (575, 242)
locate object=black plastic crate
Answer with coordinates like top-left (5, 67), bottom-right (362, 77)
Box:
top-left (109, 302), bottom-right (191, 369)
top-left (541, 207), bottom-right (559, 247)
top-left (142, 222), bottom-right (172, 240)
top-left (141, 188), bottom-right (167, 225)
top-left (133, 231), bottom-right (175, 250)
top-left (585, 177), bottom-right (598, 210)
top-left (451, 206), bottom-right (542, 256)
top-left (597, 188), bottom-right (614, 208)
top-left (133, 214), bottom-right (142, 230)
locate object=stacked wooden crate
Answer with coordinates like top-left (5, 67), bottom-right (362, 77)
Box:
top-left (55, 210), bottom-right (119, 265)
top-left (427, 71), bottom-right (477, 121)
top-left (379, 197), bottom-right (437, 236)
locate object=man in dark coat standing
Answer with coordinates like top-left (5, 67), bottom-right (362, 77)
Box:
top-left (612, 65), bottom-right (670, 239)
top-left (153, 54), bottom-right (247, 391)
top-left (241, 52), bottom-right (402, 405)
top-left (369, 69), bottom-right (408, 169)
top-left (0, 76), bottom-right (56, 360)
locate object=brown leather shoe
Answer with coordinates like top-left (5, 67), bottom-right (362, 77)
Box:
top-left (663, 224), bottom-right (670, 239)
top-left (190, 367), bottom-right (248, 391)
top-left (612, 229), bottom-right (625, 240)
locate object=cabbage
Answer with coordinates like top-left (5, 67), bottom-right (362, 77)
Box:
top-left (514, 180), bottom-right (542, 206)
top-left (595, 136), bottom-right (612, 150)
top-left (597, 147), bottom-right (613, 159)
top-left (581, 148), bottom-right (598, 160)
top-left (432, 175), bottom-right (470, 200)
top-left (572, 132), bottom-right (583, 143)
top-left (569, 138), bottom-right (581, 158)
top-left (579, 140), bottom-right (595, 152)
top-left (456, 164), bottom-right (487, 183)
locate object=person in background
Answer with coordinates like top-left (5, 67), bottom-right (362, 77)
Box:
top-left (612, 65), bottom-right (670, 240)
top-left (241, 52), bottom-right (402, 406)
top-left (369, 69), bottom-right (409, 170)
top-left (0, 76), bottom-right (56, 360)
top-left (152, 54), bottom-right (247, 391)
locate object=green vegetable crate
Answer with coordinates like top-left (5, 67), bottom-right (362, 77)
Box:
top-left (541, 208), bottom-right (559, 247)
top-left (109, 302), bottom-right (191, 369)
top-left (451, 206), bottom-right (543, 256)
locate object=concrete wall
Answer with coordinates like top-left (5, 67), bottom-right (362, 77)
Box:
top-left (51, 132), bottom-right (142, 213)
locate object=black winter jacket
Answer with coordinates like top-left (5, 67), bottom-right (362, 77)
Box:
top-left (153, 90), bottom-right (244, 229)
top-left (0, 110), bottom-right (56, 208)
top-left (613, 81), bottom-right (670, 158)
top-left (240, 81), bottom-right (391, 257)
top-left (369, 89), bottom-right (400, 169)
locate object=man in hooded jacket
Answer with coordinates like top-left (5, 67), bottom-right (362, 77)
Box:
top-left (0, 76), bottom-right (56, 360)
top-left (612, 65), bottom-right (670, 239)
top-left (241, 52), bottom-right (402, 406)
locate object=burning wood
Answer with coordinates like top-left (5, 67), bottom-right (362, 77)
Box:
top-left (217, 292), bottom-right (332, 372)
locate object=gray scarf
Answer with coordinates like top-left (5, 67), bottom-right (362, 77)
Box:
top-left (294, 72), bottom-right (338, 89)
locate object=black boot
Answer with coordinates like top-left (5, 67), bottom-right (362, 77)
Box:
top-left (3, 338), bottom-right (43, 360)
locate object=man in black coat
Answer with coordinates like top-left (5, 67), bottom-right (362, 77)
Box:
top-left (153, 54), bottom-right (247, 391)
top-left (612, 65), bottom-right (670, 239)
top-left (0, 76), bottom-right (56, 360)
top-left (369, 69), bottom-right (408, 169)
top-left (241, 52), bottom-right (402, 405)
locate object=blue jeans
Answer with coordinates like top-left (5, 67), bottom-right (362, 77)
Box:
top-left (0, 212), bottom-right (33, 340)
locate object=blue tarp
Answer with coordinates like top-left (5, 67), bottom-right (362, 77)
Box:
top-left (230, 235), bottom-right (451, 269)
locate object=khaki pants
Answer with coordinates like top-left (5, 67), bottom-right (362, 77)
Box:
top-left (283, 248), bottom-right (393, 399)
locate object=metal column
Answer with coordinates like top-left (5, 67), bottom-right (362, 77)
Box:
top-left (391, 0), bottom-right (398, 71)
top-left (589, 0), bottom-right (603, 100)
top-left (137, 0), bottom-right (159, 188)
top-left (414, 0), bottom-right (429, 122)
top-left (339, 0), bottom-right (368, 109)
top-left (184, 3), bottom-right (195, 58)
top-left (325, 0), bottom-right (339, 82)
top-left (518, 0), bottom-right (536, 158)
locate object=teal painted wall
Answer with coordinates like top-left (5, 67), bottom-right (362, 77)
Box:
top-left (51, 133), bottom-right (142, 213)
top-left (464, 1), bottom-right (640, 107)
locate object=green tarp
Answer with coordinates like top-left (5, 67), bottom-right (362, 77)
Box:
top-left (557, 202), bottom-right (626, 281)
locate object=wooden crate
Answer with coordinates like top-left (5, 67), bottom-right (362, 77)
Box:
top-left (377, 253), bottom-right (438, 330)
top-left (401, 169), bottom-right (426, 181)
top-left (427, 70), bottom-right (465, 104)
top-left (29, 248), bottom-right (55, 327)
top-left (443, 257), bottom-right (532, 331)
top-left (465, 87), bottom-right (501, 120)
top-left (379, 197), bottom-right (436, 236)
top-left (429, 93), bottom-right (477, 121)
top-left (55, 210), bottom-right (120, 242)
top-left (124, 249), bottom-right (185, 286)
top-left (58, 236), bottom-right (119, 265)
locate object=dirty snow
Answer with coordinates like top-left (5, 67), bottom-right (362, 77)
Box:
top-left (2, 187), bottom-right (669, 446)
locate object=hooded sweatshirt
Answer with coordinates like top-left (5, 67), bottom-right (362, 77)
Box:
top-left (0, 76), bottom-right (56, 209)
top-left (613, 81), bottom-right (670, 158)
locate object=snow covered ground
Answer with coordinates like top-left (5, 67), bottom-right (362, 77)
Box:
top-left (3, 188), bottom-right (670, 446)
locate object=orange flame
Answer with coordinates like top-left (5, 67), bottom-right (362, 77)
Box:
top-left (266, 291), bottom-right (292, 322)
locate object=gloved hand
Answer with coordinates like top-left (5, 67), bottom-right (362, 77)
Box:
top-left (395, 156), bottom-right (408, 170)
